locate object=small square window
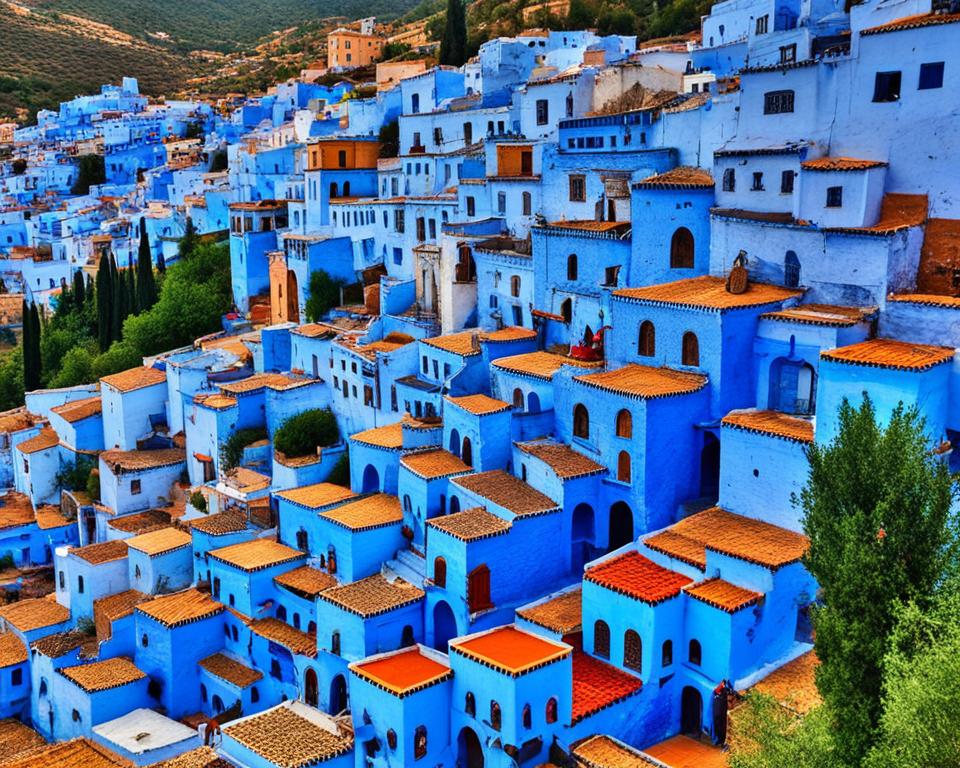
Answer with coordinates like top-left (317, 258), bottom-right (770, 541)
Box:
top-left (919, 62), bottom-right (944, 90)
top-left (131, 479), bottom-right (141, 494)
top-left (873, 71), bottom-right (902, 102)
top-left (826, 186), bottom-right (843, 208)
top-left (751, 172), bottom-right (764, 191)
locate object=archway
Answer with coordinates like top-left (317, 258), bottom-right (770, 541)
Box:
top-left (769, 357), bottom-right (815, 415)
top-left (212, 695), bottom-right (224, 714)
top-left (527, 391), bottom-right (541, 413)
top-left (329, 674), bottom-right (347, 715)
top-left (571, 503), bottom-right (595, 572)
top-left (681, 686), bottom-right (703, 737)
top-left (608, 502), bottom-right (633, 551)
top-left (361, 464), bottom-right (379, 493)
top-left (670, 227), bottom-right (695, 269)
top-left (700, 432), bottom-right (720, 500)
top-left (449, 428), bottom-right (461, 457)
top-left (457, 726), bottom-right (484, 768)
top-left (304, 668), bottom-right (318, 707)
top-left (461, 437), bottom-right (473, 467)
top-left (432, 600), bottom-right (458, 651)
top-left (286, 271), bottom-right (300, 323)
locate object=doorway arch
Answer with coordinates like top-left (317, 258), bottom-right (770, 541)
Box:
top-left (285, 271), bottom-right (300, 322)
top-left (681, 686), bottom-right (703, 737)
top-left (457, 726), bottom-right (484, 768)
top-left (699, 432), bottom-right (720, 500)
top-left (361, 464), bottom-right (379, 493)
top-left (449, 428), bottom-right (461, 457)
top-left (329, 674), bottom-right (347, 715)
top-left (571, 503), bottom-right (595, 571)
top-left (433, 600), bottom-right (458, 651)
top-left (304, 668), bottom-right (318, 707)
top-left (608, 501), bottom-right (633, 551)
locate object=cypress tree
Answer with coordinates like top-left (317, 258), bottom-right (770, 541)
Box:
top-left (112, 259), bottom-right (127, 343)
top-left (127, 264), bottom-right (138, 315)
top-left (73, 270), bottom-right (85, 307)
top-left (21, 298), bottom-right (31, 387)
top-left (96, 255), bottom-right (112, 351)
top-left (439, 0), bottom-right (467, 67)
top-left (177, 216), bottom-right (197, 262)
top-left (22, 301), bottom-right (41, 391)
top-left (137, 219), bottom-right (157, 312)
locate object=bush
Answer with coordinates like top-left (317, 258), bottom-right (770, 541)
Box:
top-left (190, 490), bottom-right (208, 513)
top-left (56, 456), bottom-right (95, 492)
top-left (222, 427), bottom-right (268, 470)
top-left (86, 469), bottom-right (101, 501)
top-left (326, 452), bottom-right (350, 488)
top-left (274, 409), bottom-right (339, 458)
top-left (305, 269), bottom-right (346, 322)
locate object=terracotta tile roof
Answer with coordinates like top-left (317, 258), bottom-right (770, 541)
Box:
top-left (249, 618), bottom-right (317, 658)
top-left (635, 166), bottom-right (714, 189)
top-left (860, 11), bottom-right (960, 35)
top-left (645, 507), bottom-right (808, 571)
top-left (100, 366), bottom-right (166, 393)
top-left (0, 409), bottom-right (43, 435)
top-left (888, 293), bottom-right (960, 309)
top-left (106, 509), bottom-right (171, 534)
top-left (221, 704), bottom-right (352, 767)
top-left (492, 350), bottom-right (599, 380)
top-left (318, 573), bottom-right (424, 618)
top-left (801, 157), bottom-right (887, 172)
top-left (544, 220), bottom-right (631, 235)
top-left (748, 651), bottom-right (821, 715)
top-left (71, 539), bottom-right (129, 564)
top-left (126, 526), bottom-right (192, 556)
top-left (209, 539), bottom-right (305, 572)
top-left (571, 651), bottom-right (644, 723)
top-left (451, 626), bottom-right (570, 676)
top-left (585, 551), bottom-right (692, 604)
top-left (6, 738), bottom-right (133, 768)
top-left (0, 597), bottom-right (70, 632)
top-left (193, 393), bottom-right (238, 411)
top-left (218, 372), bottom-right (313, 394)
top-left (825, 193), bottom-right (927, 236)
top-left (574, 364), bottom-right (707, 400)
top-left (93, 590), bottom-right (149, 641)
top-left (29, 630), bottom-right (90, 659)
top-left (445, 393), bottom-right (511, 416)
top-left (820, 338), bottom-right (954, 371)
top-left (275, 483), bottom-right (357, 509)
top-left (34, 505), bottom-right (72, 529)
top-left (16, 428), bottom-right (59, 454)
top-left (189, 511), bottom-right (248, 536)
top-left (150, 746), bottom-right (230, 768)
top-left (572, 734), bottom-right (656, 767)
top-left (136, 588), bottom-right (224, 628)
top-left (516, 440), bottom-right (605, 479)
top-left (274, 566), bottom-right (337, 598)
top-left (320, 494), bottom-right (402, 531)
top-left (199, 652), bottom-right (263, 688)
top-left (223, 466), bottom-right (271, 494)
top-left (0, 493), bottom-right (37, 530)
top-left (401, 449), bottom-right (471, 479)
top-left (643, 735), bottom-right (728, 768)
top-left (60, 656), bottom-right (146, 693)
top-left (914, 217), bottom-right (960, 295)
top-left (427, 506), bottom-right (512, 541)
top-left (685, 578), bottom-right (763, 612)
top-left (453, 470), bottom-right (559, 516)
top-left (614, 276), bottom-right (802, 311)
top-left (100, 449), bottom-right (185, 472)
top-left (721, 409), bottom-right (813, 444)
top-left (420, 331), bottom-right (481, 357)
top-left (351, 647), bottom-right (452, 696)
top-left (351, 421), bottom-right (404, 449)
top-left (51, 396), bottom-right (102, 423)
top-left (761, 303), bottom-right (876, 327)
top-left (481, 326), bottom-right (537, 343)
top-left (0, 631), bottom-right (27, 667)
top-left (516, 588), bottom-right (582, 634)
top-left (0, 719), bottom-right (47, 763)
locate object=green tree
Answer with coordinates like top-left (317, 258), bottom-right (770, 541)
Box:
top-left (112, 259), bottom-right (128, 344)
top-left (439, 0), bottom-right (467, 66)
top-left (72, 269), bottom-right (86, 307)
top-left (22, 300), bottom-right (41, 391)
top-left (800, 398), bottom-right (957, 764)
top-left (274, 408), bottom-right (340, 458)
top-left (136, 219), bottom-right (157, 312)
top-left (0, 347), bottom-right (24, 412)
top-left (729, 697), bottom-right (842, 768)
top-left (378, 119), bottom-right (399, 158)
top-left (96, 254), bottom-right (113, 351)
top-left (178, 216), bottom-right (198, 261)
top-left (11, 158), bottom-right (27, 175)
top-left (305, 269), bottom-right (346, 322)
top-left (70, 153), bottom-right (106, 195)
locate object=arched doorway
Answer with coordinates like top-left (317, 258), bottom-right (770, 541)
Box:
top-left (461, 437), bottom-right (473, 467)
top-left (527, 391), bottom-right (541, 413)
top-left (449, 428), bottom-right (461, 457)
top-left (286, 271), bottom-right (300, 323)
top-left (571, 503), bottom-right (595, 572)
top-left (769, 357), bottom-right (815, 415)
top-left (304, 668), bottom-right (318, 707)
top-left (457, 726), bottom-right (484, 768)
top-left (700, 432), bottom-right (720, 500)
top-left (432, 600), bottom-right (458, 651)
top-left (681, 686), bottom-right (703, 737)
top-left (329, 674), bottom-right (347, 715)
top-left (608, 502), bottom-right (633, 551)
top-left (361, 464), bottom-right (379, 493)
top-left (670, 227), bottom-right (695, 269)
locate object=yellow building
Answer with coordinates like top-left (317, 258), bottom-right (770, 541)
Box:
top-left (327, 28), bottom-right (385, 70)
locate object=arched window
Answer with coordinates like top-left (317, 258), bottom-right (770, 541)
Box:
top-left (662, 640), bottom-right (673, 667)
top-left (141, 633), bottom-right (148, 648)
top-left (573, 403), bottom-right (589, 439)
top-left (513, 388), bottom-right (524, 409)
top-left (252, 686), bottom-right (260, 702)
top-left (638, 321), bottom-right (655, 357)
top-left (414, 725), bottom-right (427, 759)
top-left (277, 605), bottom-right (287, 622)
top-left (231, 626), bottom-right (238, 641)
top-left (682, 332), bottom-right (700, 366)
top-left (461, 437), bottom-right (473, 467)
top-left (401, 625), bottom-right (415, 647)
top-left (624, 630), bottom-right (642, 671)
top-left (465, 691), bottom-right (476, 716)
top-left (295, 528), bottom-right (308, 552)
top-left (689, 639), bottom-right (702, 666)
top-left (510, 275), bottom-right (521, 297)
top-left (594, 620), bottom-right (610, 658)
top-left (329, 182), bottom-right (339, 198)
top-left (201, 683), bottom-right (208, 702)
top-left (522, 703), bottom-right (532, 728)
top-left (617, 451), bottom-right (631, 483)
top-left (522, 191), bottom-right (532, 215)
top-left (490, 701), bottom-right (502, 731)
top-left (450, 496), bottom-right (461, 514)
top-left (616, 409), bottom-right (632, 438)
top-left (784, 250), bottom-right (800, 288)
top-left (670, 227), bottom-right (695, 268)
top-left (331, 631), bottom-right (341, 656)
top-left (387, 729), bottom-right (398, 750)
top-left (403, 494), bottom-right (412, 512)
top-left (343, 181), bottom-right (350, 196)
top-left (560, 297), bottom-right (572, 323)
top-left (293, 613), bottom-right (301, 629)
top-left (546, 697), bottom-right (558, 724)
top-left (567, 254), bottom-right (578, 280)
top-left (433, 557), bottom-right (447, 588)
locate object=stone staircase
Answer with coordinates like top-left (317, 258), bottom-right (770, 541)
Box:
top-left (384, 547), bottom-right (427, 587)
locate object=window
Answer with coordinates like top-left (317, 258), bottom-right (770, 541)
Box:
top-left (670, 227), bottom-right (694, 268)
top-left (463, 122), bottom-right (473, 144)
top-left (466, 196), bottom-right (475, 217)
top-left (411, 93), bottom-right (420, 113)
top-left (536, 99), bottom-right (549, 125)
top-left (12, 667), bottom-right (22, 686)
top-left (594, 620), bottom-right (611, 658)
top-left (616, 409), bottom-right (632, 438)
top-left (779, 44), bottom-right (796, 64)
top-left (510, 275), bottom-right (521, 297)
top-left (784, 251), bottom-right (801, 288)
top-left (251, 686), bottom-right (259, 702)
top-left (331, 631), bottom-right (341, 655)
top-left (512, 305), bottom-right (523, 325)
top-left (433, 557), bottom-right (446, 587)
top-left (638, 321), bottom-right (655, 357)
top-left (617, 451), bottom-right (631, 483)
top-left (624, 630), bottom-right (642, 672)
top-left (338, 150), bottom-right (347, 168)
top-left (131, 479), bottom-right (141, 494)
top-left (393, 247), bottom-right (403, 265)
top-left (722, 168), bottom-right (735, 192)
top-left (416, 216), bottom-right (426, 241)
top-left (413, 726), bottom-right (427, 759)
top-left (201, 683), bottom-right (208, 702)
top-left (573, 404), bottom-right (589, 439)
top-left (141, 633), bottom-right (149, 647)
top-left (296, 529), bottom-right (308, 552)
top-left (387, 730), bottom-right (397, 750)
top-left (751, 171), bottom-right (764, 191)
top-left (394, 209), bottom-right (405, 232)
top-left (490, 701), bottom-right (502, 730)
top-left (755, 14), bottom-right (768, 34)
top-left (873, 71), bottom-right (902, 102)
top-left (560, 298), bottom-right (572, 323)
top-left (513, 388), bottom-right (525, 409)
top-left (682, 332), bottom-right (700, 366)
top-left (546, 697), bottom-right (558, 724)
top-left (468, 564), bottom-right (492, 613)
top-left (567, 253), bottom-right (578, 280)
top-left (59, 571), bottom-right (64, 589)
top-left (826, 186), bottom-right (843, 208)
top-left (919, 62), bottom-right (945, 90)
top-left (433, 126), bottom-right (443, 145)
top-left (522, 704), bottom-right (532, 728)
top-left (497, 192), bottom-right (506, 214)
top-left (569, 174), bottom-right (586, 202)
top-left (78, 575), bottom-right (84, 594)
top-left (763, 90), bottom-right (795, 114)
top-left (270, 659), bottom-right (281, 679)
top-left (72, 709), bottom-right (81, 722)
top-left (689, 639), bottom-right (702, 666)
top-left (662, 640), bottom-right (673, 666)
top-left (465, 692), bottom-right (476, 716)
top-left (522, 191), bottom-right (532, 215)
top-left (566, 92), bottom-right (574, 117)
top-left (135, 565), bottom-right (141, 579)
top-left (780, 170), bottom-right (794, 194)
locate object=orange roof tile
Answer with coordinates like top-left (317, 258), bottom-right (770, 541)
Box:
top-left (223, 466), bottom-right (271, 494)
top-left (106, 509), bottom-right (171, 535)
top-left (516, 440), bottom-right (605, 479)
top-left (748, 651), bottom-right (821, 715)
top-left (189, 511), bottom-right (248, 536)
top-left (0, 493), bottom-right (37, 530)
top-left (572, 734), bottom-right (653, 767)
top-left (427, 506), bottom-right (512, 542)
top-left (861, 11), bottom-right (960, 35)
top-left (545, 220), bottom-right (631, 234)
top-left (136, 588), bottom-right (223, 628)
top-left (100, 366), bottom-right (166, 393)
top-left (492, 350), bottom-right (598, 380)
top-left (761, 303), bottom-right (876, 327)
top-left (221, 704), bottom-right (352, 766)
top-left (453, 470), bottom-right (559, 516)
top-left (100, 449), bottom-right (185, 472)
top-left (70, 539), bottom-right (129, 564)
top-left (421, 331), bottom-right (482, 357)
top-left (209, 539), bottom-right (305, 572)
top-left (274, 566), bottom-right (337, 598)
top-left (643, 734), bottom-right (728, 768)
top-left (218, 373), bottom-right (313, 394)
top-left (516, 588), bottom-right (582, 634)
top-left (721, 410), bottom-right (813, 444)
top-left (149, 746), bottom-right (226, 768)
top-left (0, 409), bottom-right (43, 435)
top-left (0, 719), bottom-right (47, 763)
top-left (635, 166), bottom-right (714, 189)
top-left (60, 656), bottom-right (145, 693)
top-left (6, 738), bottom-right (133, 768)
top-left (318, 573), bottom-right (424, 618)
top-left (801, 157), bottom-right (887, 172)
top-left (445, 393), bottom-right (511, 416)
top-left (193, 393), bottom-right (238, 411)
top-left (34, 505), bottom-right (73, 530)
top-left (199, 652), bottom-right (263, 688)
top-left (249, 618), bottom-right (317, 657)
top-left (351, 421), bottom-right (404, 449)
top-left (351, 648), bottom-right (451, 696)
top-left (685, 578), bottom-right (763, 612)
top-left (93, 590), bottom-right (149, 641)
top-left (574, 364), bottom-right (707, 399)
top-left (401, 449), bottom-right (471, 479)
top-left (820, 338), bottom-right (953, 371)
top-left (571, 651), bottom-right (644, 723)
top-left (614, 276), bottom-right (802, 311)
top-left (50, 396), bottom-right (102, 423)
top-left (320, 494), bottom-right (402, 531)
top-left (888, 293), bottom-right (960, 309)
top-left (585, 551), bottom-right (692, 604)
top-left (29, 631), bottom-right (91, 659)
top-left (451, 625), bottom-right (570, 676)
top-left (16, 428), bottom-right (59, 454)
top-left (0, 632), bottom-right (27, 667)
top-left (481, 326), bottom-right (537, 343)
top-left (126, 527), bottom-right (192, 556)
top-left (275, 483), bottom-right (357, 509)
top-left (826, 192), bottom-right (927, 236)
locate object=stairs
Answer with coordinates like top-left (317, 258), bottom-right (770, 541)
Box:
top-left (384, 547), bottom-right (426, 587)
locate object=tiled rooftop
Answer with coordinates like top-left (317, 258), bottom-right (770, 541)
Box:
top-left (194, 393), bottom-right (238, 411)
top-left (136, 588), bottom-right (224, 628)
top-left (427, 506), bottom-right (512, 542)
top-left (820, 338), bottom-right (954, 371)
top-left (420, 330), bottom-right (481, 356)
top-left (444, 393), bottom-right (511, 416)
top-left (571, 651), bottom-right (644, 723)
top-left (16, 428), bottom-right (59, 454)
top-left (29, 630), bottom-right (92, 659)
top-left (685, 578), bottom-right (763, 612)
top-left (223, 466), bottom-right (271, 493)
top-left (585, 551), bottom-right (692, 604)
top-left (60, 656), bottom-right (146, 693)
top-left (0, 492), bottom-right (37, 530)
top-left (93, 589), bottom-right (149, 641)
top-left (0, 631), bottom-right (27, 667)
top-left (888, 293), bottom-right (960, 309)
top-left (100, 448), bottom-right (185, 472)
top-left (351, 421), bottom-right (404, 449)
top-left (6, 737), bottom-right (132, 768)
top-left (0, 597), bottom-right (70, 632)
top-left (274, 566), bottom-right (337, 598)
top-left (721, 409), bottom-right (814, 444)
top-left (400, 448), bottom-right (472, 479)
top-left (209, 539), bottom-right (305, 572)
top-left (351, 647), bottom-right (451, 696)
top-left (100, 365), bottom-right (166, 393)
top-left (453, 470), bottom-right (559, 516)
top-left (218, 372), bottom-right (313, 394)
top-left (574, 364), bottom-right (707, 399)
top-left (70, 539), bottom-right (129, 564)
top-left (319, 573), bottom-right (424, 618)
top-left (0, 719), bottom-right (47, 763)
top-left (151, 746), bottom-right (232, 768)
top-left (34, 504), bottom-right (72, 530)
top-left (189, 511), bottom-right (248, 536)
top-left (516, 440), bottom-right (606, 479)
top-left (199, 652), bottom-right (263, 688)
top-left (516, 588), bottom-right (582, 634)
top-left (800, 157), bottom-right (887, 172)
top-left (481, 326), bottom-right (537, 343)
top-left (106, 508), bottom-right (171, 534)
top-left (643, 734), bottom-right (729, 768)
top-left (249, 618), bottom-right (317, 657)
top-left (614, 276), bottom-right (802, 310)
top-left (126, 526), bottom-right (192, 556)
top-left (275, 483), bottom-right (357, 509)
top-left (320, 493), bottom-right (402, 531)
top-left (761, 303), bottom-right (876, 327)
top-left (826, 192), bottom-right (927, 236)
top-left (635, 166), bottom-right (714, 189)
top-left (572, 734), bottom-right (656, 767)
top-left (221, 704), bottom-right (353, 768)
top-left (450, 626), bottom-right (570, 676)
top-left (492, 350), bottom-right (598, 380)
top-left (50, 396), bottom-right (102, 423)
top-left (860, 11), bottom-right (960, 35)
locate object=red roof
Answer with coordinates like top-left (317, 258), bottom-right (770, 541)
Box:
top-left (585, 551), bottom-right (692, 604)
top-left (571, 651), bottom-right (643, 723)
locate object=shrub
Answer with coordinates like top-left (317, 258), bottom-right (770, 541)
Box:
top-left (326, 452), bottom-right (350, 488)
top-left (274, 409), bottom-right (339, 458)
top-left (86, 468), bottom-right (101, 501)
top-left (305, 269), bottom-right (347, 322)
top-left (56, 456), bottom-right (95, 492)
top-left (190, 490), bottom-right (208, 513)
top-left (222, 427), bottom-right (268, 470)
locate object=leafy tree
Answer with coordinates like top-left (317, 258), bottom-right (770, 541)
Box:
top-left (22, 300), bottom-right (41, 391)
top-left (50, 345), bottom-right (96, 388)
top-left (222, 427), bottom-right (268, 470)
top-left (0, 347), bottom-right (24, 412)
top-left (327, 452), bottom-right (350, 487)
top-left (439, 0), bottom-right (467, 66)
top-left (126, 264), bottom-right (138, 316)
top-left (378, 119), bottom-right (399, 158)
top-left (274, 408), bottom-right (340, 458)
top-left (190, 490), bottom-right (208, 513)
top-left (70, 154), bottom-right (106, 195)
top-left (305, 269), bottom-right (346, 322)
top-left (86, 468), bottom-right (100, 502)
top-left (136, 219), bottom-right (157, 312)
top-left (178, 216), bottom-right (198, 261)
top-left (55, 456), bottom-right (96, 492)
top-left (96, 254), bottom-right (113, 351)
top-left (799, 398), bottom-right (957, 764)
top-left (11, 158), bottom-right (26, 175)
top-left (91, 340), bottom-right (141, 379)
top-left (729, 697), bottom-right (842, 768)
top-left (112, 259), bottom-right (127, 343)
top-left (72, 269), bottom-right (86, 307)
